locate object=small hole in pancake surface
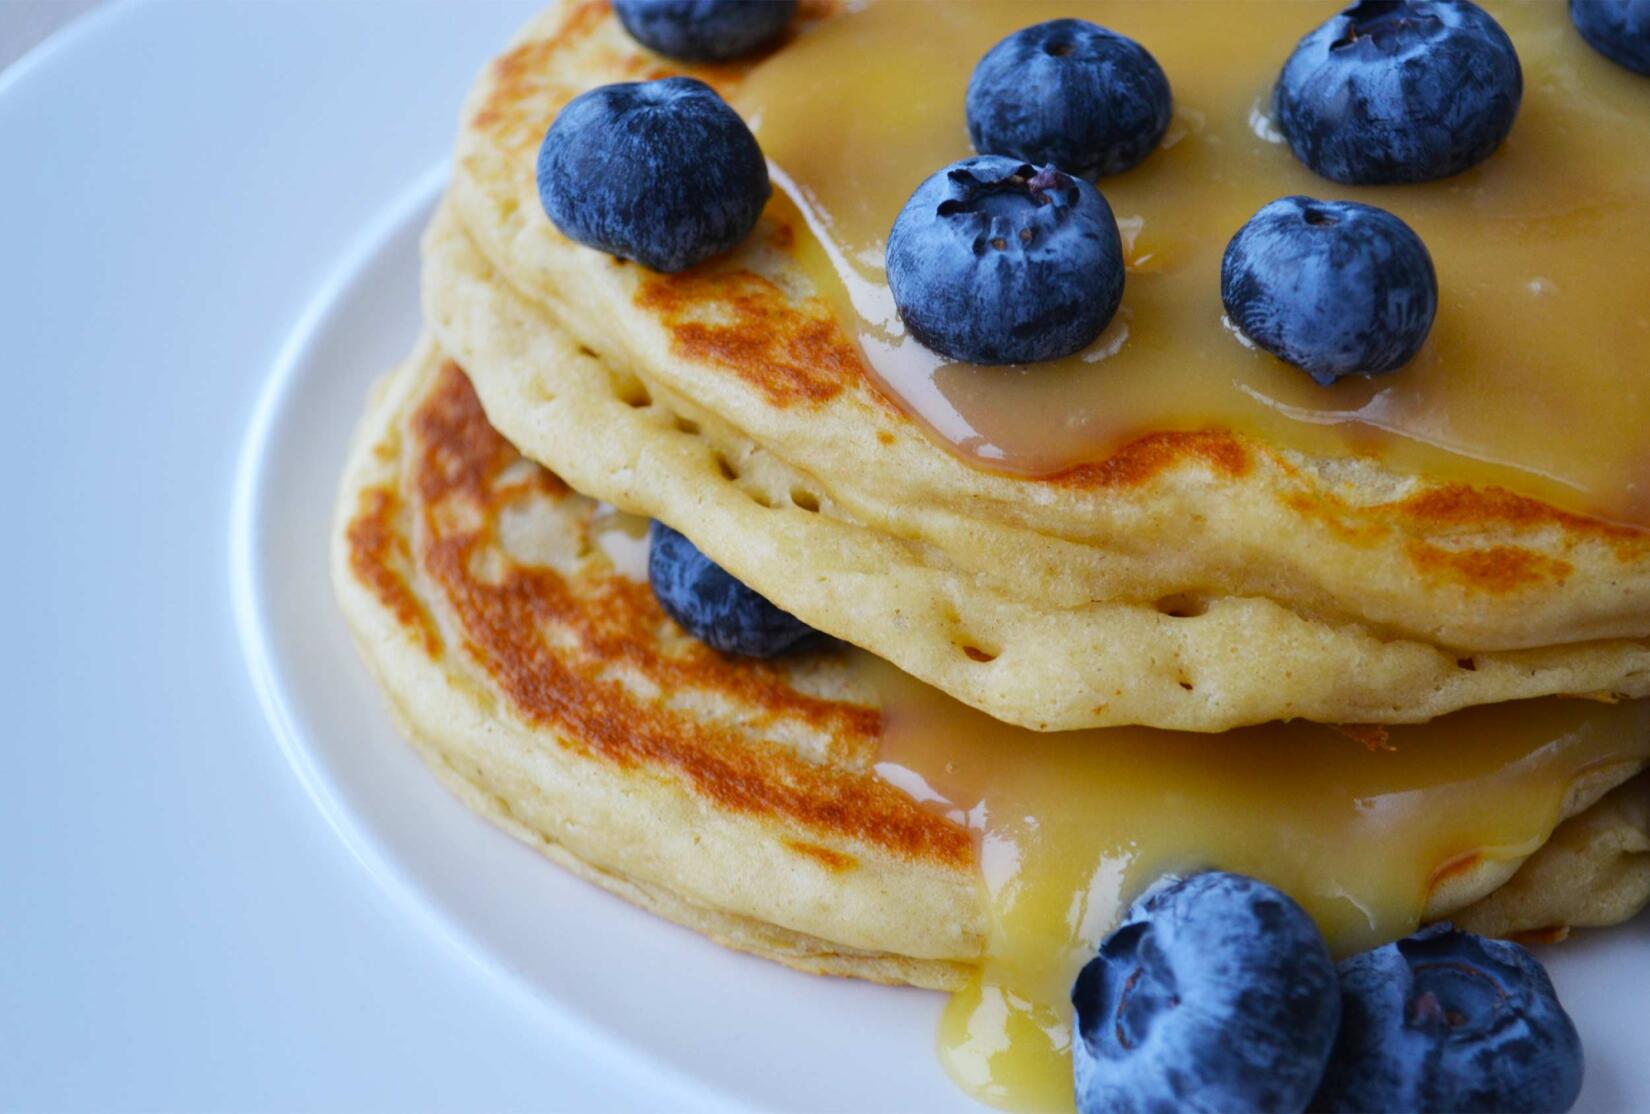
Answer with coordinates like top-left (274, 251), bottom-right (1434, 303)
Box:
top-left (610, 366), bottom-right (652, 408)
top-left (1178, 680), bottom-right (1195, 691)
top-left (962, 645), bottom-right (997, 663)
top-left (1457, 657), bottom-right (1477, 671)
top-left (1155, 593), bottom-right (1209, 618)
top-left (715, 453), bottom-right (740, 481)
top-left (673, 415), bottom-right (701, 436)
top-left (790, 488), bottom-right (820, 513)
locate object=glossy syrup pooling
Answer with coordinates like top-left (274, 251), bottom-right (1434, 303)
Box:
top-left (737, 0), bottom-right (1650, 523)
top-left (855, 653), bottom-right (1650, 1112)
top-left (566, 501), bottom-right (1649, 1112)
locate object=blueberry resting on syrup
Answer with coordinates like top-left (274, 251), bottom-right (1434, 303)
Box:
top-left (966, 19), bottom-right (1173, 180)
top-left (1070, 872), bottom-right (1340, 1114)
top-left (537, 77), bottom-right (769, 273)
top-left (648, 521), bottom-right (820, 658)
top-left (1570, 0), bottom-right (1650, 76)
top-left (1275, 0), bottom-right (1522, 185)
top-left (1221, 196), bottom-right (1437, 384)
top-left (1313, 924), bottom-right (1585, 1113)
top-left (613, 0), bottom-right (796, 63)
top-left (886, 156), bottom-right (1124, 366)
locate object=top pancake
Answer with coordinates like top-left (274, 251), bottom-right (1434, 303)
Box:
top-left (442, 0), bottom-right (1650, 729)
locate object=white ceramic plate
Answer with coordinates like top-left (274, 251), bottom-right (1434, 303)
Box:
top-left (9, 2), bottom-right (1645, 1110)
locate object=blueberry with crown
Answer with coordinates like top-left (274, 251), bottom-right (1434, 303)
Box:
top-left (1571, 0), bottom-right (1650, 75)
top-left (1221, 196), bottom-right (1436, 384)
top-left (887, 156), bottom-right (1124, 365)
top-left (649, 521), bottom-right (820, 657)
top-left (1071, 872), bottom-right (1341, 1113)
top-left (966, 19), bottom-right (1172, 180)
top-left (537, 76), bottom-right (769, 273)
top-left (1314, 924), bottom-right (1585, 1112)
top-left (613, 0), bottom-right (795, 63)
top-left (1275, 0), bottom-right (1522, 184)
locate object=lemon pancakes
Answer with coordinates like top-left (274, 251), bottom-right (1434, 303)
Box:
top-left (340, 1), bottom-right (1650, 1107)
top-left (434, 0), bottom-right (1650, 732)
top-left (334, 341), bottom-right (1650, 1111)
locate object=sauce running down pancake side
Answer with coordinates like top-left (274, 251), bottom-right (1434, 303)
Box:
top-left (355, 366), bottom-right (1650, 1114)
top-left (858, 656), bottom-right (1650, 1111)
top-left (736, 0), bottom-right (1650, 524)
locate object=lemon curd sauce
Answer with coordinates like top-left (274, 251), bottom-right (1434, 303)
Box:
top-left (857, 654), bottom-right (1650, 1112)
top-left (737, 0), bottom-right (1650, 524)
top-left (590, 499), bottom-right (1650, 1112)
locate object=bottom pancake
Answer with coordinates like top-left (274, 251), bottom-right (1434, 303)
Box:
top-left (332, 337), bottom-right (1650, 1003)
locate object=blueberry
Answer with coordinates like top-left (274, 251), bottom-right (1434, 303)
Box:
top-left (1221, 197), bottom-right (1436, 384)
top-left (1571, 1), bottom-right (1650, 75)
top-left (966, 19), bottom-right (1173, 180)
top-left (1275, 0), bottom-right (1522, 185)
top-left (1313, 924), bottom-right (1584, 1113)
top-left (537, 77), bottom-right (769, 273)
top-left (886, 156), bottom-right (1123, 365)
top-left (647, 521), bottom-right (819, 657)
top-left (613, 0), bottom-right (796, 63)
top-left (1071, 872), bottom-right (1340, 1114)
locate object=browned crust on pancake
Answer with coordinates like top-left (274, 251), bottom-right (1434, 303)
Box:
top-left (1042, 429), bottom-right (1253, 490)
top-left (784, 840), bottom-right (860, 872)
top-left (473, 0), bottom-right (611, 135)
top-left (1283, 472), bottom-right (1632, 591)
top-left (347, 486), bottom-right (443, 657)
top-left (1430, 851), bottom-right (1485, 892)
top-left (1400, 484), bottom-right (1650, 547)
top-left (1404, 540), bottom-right (1574, 594)
top-left (385, 361), bottom-right (970, 867)
top-left (636, 267), bottom-right (866, 407)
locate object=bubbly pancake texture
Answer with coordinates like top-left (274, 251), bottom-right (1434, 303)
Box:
top-left (425, 201), bottom-right (1650, 731)
top-left (333, 339), bottom-right (1650, 1011)
top-left (444, 0), bottom-right (1650, 727)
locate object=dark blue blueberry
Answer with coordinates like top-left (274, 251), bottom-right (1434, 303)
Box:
top-left (1571, 1), bottom-right (1650, 75)
top-left (886, 156), bottom-right (1123, 365)
top-left (537, 77), bottom-right (769, 273)
top-left (966, 19), bottom-right (1172, 180)
top-left (1071, 872), bottom-right (1340, 1114)
top-left (648, 521), bottom-right (819, 657)
top-left (1275, 0), bottom-right (1522, 185)
top-left (1221, 196), bottom-right (1436, 384)
top-left (613, 0), bottom-right (796, 63)
top-left (1313, 924), bottom-right (1584, 1113)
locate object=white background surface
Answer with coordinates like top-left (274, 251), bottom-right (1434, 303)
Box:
top-left (3, 3), bottom-right (1646, 1112)
top-left (0, 1), bottom-right (102, 72)
top-left (0, 3), bottom-right (701, 1110)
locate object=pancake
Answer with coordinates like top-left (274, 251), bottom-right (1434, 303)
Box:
top-left (424, 201), bottom-right (1650, 732)
top-left (434, 0), bottom-right (1650, 731)
top-left (332, 337), bottom-right (1650, 994)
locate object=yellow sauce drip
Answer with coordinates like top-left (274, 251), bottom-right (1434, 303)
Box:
top-left (854, 654), bottom-right (1650, 1112)
top-left (738, 0), bottom-right (1650, 524)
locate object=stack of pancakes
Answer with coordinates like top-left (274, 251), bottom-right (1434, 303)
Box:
top-left (333, 0), bottom-right (1650, 1099)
